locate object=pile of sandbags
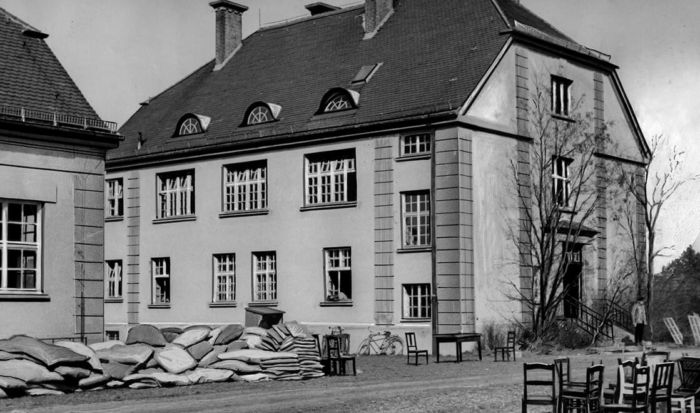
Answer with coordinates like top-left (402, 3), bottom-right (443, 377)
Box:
top-left (0, 322), bottom-right (325, 398)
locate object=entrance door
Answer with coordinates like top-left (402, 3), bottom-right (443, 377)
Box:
top-left (563, 246), bottom-right (583, 318)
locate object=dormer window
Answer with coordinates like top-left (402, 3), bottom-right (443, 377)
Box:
top-left (242, 102), bottom-right (281, 126)
top-left (319, 88), bottom-right (360, 114)
top-left (175, 114), bottom-right (210, 137)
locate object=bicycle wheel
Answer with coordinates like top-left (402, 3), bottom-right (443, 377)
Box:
top-left (356, 339), bottom-right (370, 356)
top-left (384, 337), bottom-right (403, 355)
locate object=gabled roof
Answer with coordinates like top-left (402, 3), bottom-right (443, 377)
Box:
top-left (0, 7), bottom-right (99, 119)
top-left (110, 0), bottom-right (594, 164)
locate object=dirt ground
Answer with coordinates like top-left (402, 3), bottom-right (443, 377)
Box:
top-left (1, 347), bottom-right (695, 413)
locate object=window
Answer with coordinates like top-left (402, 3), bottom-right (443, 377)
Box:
top-left (402, 192), bottom-right (431, 247)
top-left (402, 133), bottom-right (431, 156)
top-left (178, 117), bottom-right (202, 136)
top-left (223, 162), bottom-right (267, 212)
top-left (318, 88), bottom-right (359, 114)
top-left (0, 201), bottom-right (41, 292)
top-left (253, 252), bottom-right (276, 301)
top-left (403, 284), bottom-right (431, 319)
top-left (552, 157), bottom-right (571, 207)
top-left (305, 150), bottom-right (356, 206)
top-left (551, 76), bottom-right (572, 117)
top-left (151, 258), bottom-right (170, 304)
top-left (325, 248), bottom-right (351, 301)
top-left (325, 94), bottom-right (351, 112)
top-left (248, 106), bottom-right (270, 125)
top-left (106, 260), bottom-right (122, 299)
top-left (106, 331), bottom-right (120, 341)
top-left (106, 179), bottom-right (124, 218)
top-left (157, 170), bottom-right (194, 219)
top-left (213, 254), bottom-right (235, 302)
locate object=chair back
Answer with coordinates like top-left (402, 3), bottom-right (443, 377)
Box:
top-left (629, 365), bottom-right (651, 409)
top-left (618, 358), bottom-right (637, 384)
top-left (677, 356), bottom-right (700, 391)
top-left (586, 364), bottom-right (604, 394)
top-left (326, 335), bottom-right (341, 359)
top-left (651, 361), bottom-right (674, 396)
top-left (506, 331), bottom-right (516, 348)
top-left (554, 357), bottom-right (571, 389)
top-left (405, 332), bottom-right (418, 351)
top-left (523, 362), bottom-right (556, 404)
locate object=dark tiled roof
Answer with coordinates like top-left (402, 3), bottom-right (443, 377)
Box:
top-left (111, 0), bottom-right (584, 163)
top-left (0, 7), bottom-right (98, 119)
top-left (496, 0), bottom-right (575, 43)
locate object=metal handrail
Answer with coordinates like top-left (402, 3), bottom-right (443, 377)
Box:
top-left (605, 300), bottom-right (635, 333)
top-left (561, 297), bottom-right (614, 340)
top-left (0, 104), bottom-right (118, 133)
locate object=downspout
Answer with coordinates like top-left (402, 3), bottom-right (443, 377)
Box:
top-left (431, 128), bottom-right (438, 353)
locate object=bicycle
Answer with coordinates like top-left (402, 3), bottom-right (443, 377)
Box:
top-left (356, 327), bottom-right (403, 356)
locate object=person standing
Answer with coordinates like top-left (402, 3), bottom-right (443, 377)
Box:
top-left (631, 298), bottom-right (647, 346)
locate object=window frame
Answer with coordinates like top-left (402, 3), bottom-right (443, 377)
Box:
top-left (106, 178), bottom-right (124, 219)
top-left (0, 200), bottom-right (42, 293)
top-left (177, 117), bottom-right (203, 136)
top-left (401, 191), bottom-right (431, 249)
top-left (317, 88), bottom-right (359, 114)
top-left (552, 156), bottom-right (572, 208)
top-left (252, 251), bottom-right (277, 303)
top-left (401, 133), bottom-right (432, 157)
top-left (106, 260), bottom-right (123, 299)
top-left (402, 283), bottom-right (431, 320)
top-left (156, 170), bottom-right (195, 220)
top-left (213, 253), bottom-right (236, 303)
top-left (222, 161), bottom-right (267, 214)
top-left (551, 75), bottom-right (573, 117)
top-left (324, 247), bottom-right (352, 303)
top-left (151, 257), bottom-right (170, 306)
top-left (304, 149), bottom-right (357, 208)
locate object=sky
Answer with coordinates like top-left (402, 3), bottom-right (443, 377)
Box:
top-left (1, 0), bottom-right (699, 269)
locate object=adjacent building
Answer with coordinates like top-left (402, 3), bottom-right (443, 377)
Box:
top-left (105, 0), bottom-right (648, 352)
top-left (0, 7), bottom-right (121, 343)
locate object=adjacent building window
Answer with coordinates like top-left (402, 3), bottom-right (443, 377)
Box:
top-left (402, 133), bottom-right (431, 156)
top-left (106, 331), bottom-right (120, 341)
top-left (403, 284), bottom-right (431, 319)
top-left (402, 192), bottom-right (431, 247)
top-left (223, 162), bottom-right (267, 212)
top-left (152, 258), bottom-right (170, 304)
top-left (106, 260), bottom-right (122, 299)
top-left (253, 252), bottom-right (276, 301)
top-left (106, 179), bottom-right (124, 218)
top-left (0, 201), bottom-right (41, 292)
top-left (157, 170), bottom-right (194, 218)
top-left (325, 248), bottom-right (351, 301)
top-left (552, 157), bottom-right (572, 207)
top-left (213, 254), bottom-right (236, 302)
top-left (551, 76), bottom-right (572, 117)
top-left (305, 150), bottom-right (356, 206)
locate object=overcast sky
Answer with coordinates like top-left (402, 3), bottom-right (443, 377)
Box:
top-left (1, 0), bottom-right (699, 269)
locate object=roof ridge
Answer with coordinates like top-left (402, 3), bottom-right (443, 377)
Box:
top-left (258, 4), bottom-right (363, 33)
top-left (0, 6), bottom-right (42, 33)
top-left (505, 0), bottom-right (574, 43)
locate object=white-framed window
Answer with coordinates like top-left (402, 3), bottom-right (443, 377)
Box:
top-left (213, 253), bottom-right (235, 302)
top-left (552, 157), bottom-right (572, 207)
top-left (106, 178), bottom-right (124, 218)
top-left (0, 201), bottom-right (41, 292)
top-left (551, 76), bottom-right (572, 117)
top-left (247, 106), bottom-right (271, 125)
top-left (178, 117), bottom-right (202, 136)
top-left (157, 170), bottom-right (194, 218)
top-left (325, 248), bottom-right (351, 301)
top-left (253, 252), bottom-right (276, 301)
top-left (402, 192), bottom-right (431, 247)
top-left (305, 150), bottom-right (356, 206)
top-left (106, 260), bottom-right (122, 299)
top-left (402, 133), bottom-right (431, 156)
top-left (223, 162), bottom-right (267, 212)
top-left (324, 93), bottom-right (352, 112)
top-left (151, 257), bottom-right (170, 304)
top-left (403, 284), bottom-right (431, 319)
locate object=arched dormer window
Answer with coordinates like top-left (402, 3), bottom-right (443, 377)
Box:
top-left (175, 114), bottom-right (210, 137)
top-left (318, 88), bottom-right (360, 114)
top-left (242, 102), bottom-right (281, 126)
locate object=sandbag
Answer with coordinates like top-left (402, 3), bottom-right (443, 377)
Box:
top-left (243, 327), bottom-right (268, 337)
top-left (27, 388), bottom-right (64, 396)
top-left (129, 381), bottom-right (158, 389)
top-left (104, 344), bottom-right (153, 365)
top-left (214, 324), bottom-right (245, 345)
top-left (198, 346), bottom-right (227, 368)
top-left (186, 368), bottom-right (232, 384)
top-left (154, 346), bottom-right (196, 374)
top-left (89, 340), bottom-right (124, 352)
top-left (160, 327), bottom-right (183, 343)
top-left (231, 373), bottom-right (270, 382)
top-left (126, 325), bottom-right (168, 347)
top-left (208, 327), bottom-right (222, 345)
top-left (0, 375), bottom-right (28, 391)
top-left (225, 341), bottom-right (248, 352)
top-left (78, 373), bottom-right (110, 389)
top-left (54, 366), bottom-right (91, 381)
top-left (150, 372), bottom-right (190, 387)
top-left (285, 323), bottom-right (307, 338)
top-left (0, 336), bottom-right (87, 368)
top-left (101, 361), bottom-right (138, 380)
top-left (0, 360), bottom-right (63, 384)
top-left (55, 341), bottom-right (103, 372)
top-left (210, 360), bottom-right (262, 374)
top-left (218, 349), bottom-right (298, 364)
top-left (0, 388), bottom-right (6, 399)
top-left (241, 335), bottom-right (262, 349)
top-left (184, 325), bottom-right (212, 333)
top-left (187, 340), bottom-right (213, 361)
top-left (172, 328), bottom-right (209, 348)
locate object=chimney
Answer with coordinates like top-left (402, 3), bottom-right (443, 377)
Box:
top-left (365, 0), bottom-right (394, 34)
top-left (305, 2), bottom-right (341, 16)
top-left (209, 0), bottom-right (248, 68)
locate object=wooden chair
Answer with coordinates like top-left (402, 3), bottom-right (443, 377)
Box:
top-left (671, 357), bottom-right (700, 413)
top-left (494, 331), bottom-right (516, 362)
top-left (649, 361), bottom-right (674, 413)
top-left (560, 364), bottom-right (604, 413)
top-left (326, 335), bottom-right (356, 376)
top-left (522, 362), bottom-right (557, 413)
top-left (615, 358), bottom-right (641, 404)
top-left (405, 332), bottom-right (429, 365)
top-left (602, 365), bottom-right (650, 412)
top-left (555, 357), bottom-right (587, 412)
